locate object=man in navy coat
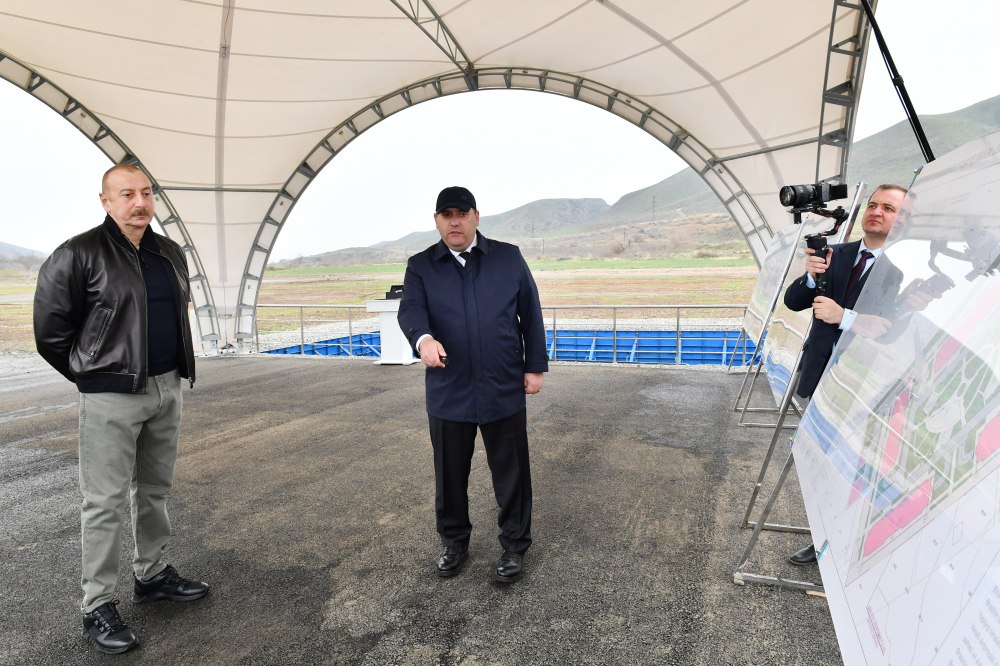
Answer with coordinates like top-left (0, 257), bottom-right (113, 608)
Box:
top-left (782, 183), bottom-right (907, 565)
top-left (397, 186), bottom-right (548, 583)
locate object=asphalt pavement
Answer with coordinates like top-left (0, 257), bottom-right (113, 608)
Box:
top-left (0, 354), bottom-right (841, 665)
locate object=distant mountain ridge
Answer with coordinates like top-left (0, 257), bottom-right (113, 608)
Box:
top-left (277, 94), bottom-right (1000, 267)
top-left (0, 241), bottom-right (45, 257)
top-left (11, 98), bottom-right (995, 272)
top-left (0, 241), bottom-right (46, 271)
top-left (849, 94), bottom-right (1000, 187)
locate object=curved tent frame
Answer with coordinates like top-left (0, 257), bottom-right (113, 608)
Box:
top-left (0, 53), bottom-right (222, 346)
top-left (235, 67), bottom-right (779, 342)
top-left (0, 0), bottom-right (875, 351)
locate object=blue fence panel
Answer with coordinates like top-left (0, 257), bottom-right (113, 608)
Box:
top-left (266, 329), bottom-right (759, 366)
top-left (263, 332), bottom-right (381, 358)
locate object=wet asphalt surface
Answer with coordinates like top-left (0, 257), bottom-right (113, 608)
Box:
top-left (0, 355), bottom-right (840, 665)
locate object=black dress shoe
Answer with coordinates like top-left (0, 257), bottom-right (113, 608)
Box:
top-left (495, 551), bottom-right (524, 583)
top-left (82, 600), bottom-right (138, 655)
top-left (133, 564), bottom-right (210, 603)
top-left (788, 543), bottom-right (817, 566)
top-left (436, 545), bottom-right (468, 577)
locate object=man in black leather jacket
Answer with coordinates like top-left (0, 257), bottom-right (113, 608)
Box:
top-left (33, 164), bottom-right (208, 655)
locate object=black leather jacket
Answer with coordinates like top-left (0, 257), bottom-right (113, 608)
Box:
top-left (34, 216), bottom-right (195, 393)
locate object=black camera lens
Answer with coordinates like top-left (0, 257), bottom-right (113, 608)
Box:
top-left (779, 183), bottom-right (848, 208)
top-left (779, 184), bottom-right (816, 208)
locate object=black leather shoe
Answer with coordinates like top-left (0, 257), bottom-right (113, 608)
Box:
top-left (82, 600), bottom-right (138, 655)
top-left (495, 551), bottom-right (524, 583)
top-left (788, 543), bottom-right (817, 566)
top-left (436, 544), bottom-right (469, 577)
top-left (133, 565), bottom-right (210, 603)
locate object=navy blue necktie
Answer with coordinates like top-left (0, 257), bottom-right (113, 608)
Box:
top-left (846, 249), bottom-right (874, 294)
top-left (459, 251), bottom-right (471, 268)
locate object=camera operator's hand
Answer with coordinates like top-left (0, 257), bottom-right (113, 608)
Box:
top-left (812, 295), bottom-right (844, 325)
top-left (804, 247), bottom-right (833, 282)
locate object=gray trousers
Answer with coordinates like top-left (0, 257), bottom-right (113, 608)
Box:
top-left (78, 370), bottom-right (182, 613)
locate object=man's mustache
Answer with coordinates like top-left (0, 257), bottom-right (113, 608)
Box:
top-left (130, 209), bottom-right (149, 218)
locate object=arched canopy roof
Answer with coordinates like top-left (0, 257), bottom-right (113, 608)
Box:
top-left (0, 0), bottom-right (875, 349)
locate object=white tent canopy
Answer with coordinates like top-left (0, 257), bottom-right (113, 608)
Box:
top-left (0, 0), bottom-right (876, 350)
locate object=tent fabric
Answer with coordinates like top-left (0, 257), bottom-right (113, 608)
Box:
top-left (0, 0), bottom-right (875, 349)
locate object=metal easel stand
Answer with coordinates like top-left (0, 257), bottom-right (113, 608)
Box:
top-left (733, 368), bottom-right (821, 592)
top-left (730, 342), bottom-right (773, 418)
top-left (728, 336), bottom-right (804, 429)
top-left (730, 224), bottom-right (807, 426)
top-left (733, 445), bottom-right (824, 594)
top-left (739, 368), bottom-right (811, 533)
top-left (732, 315), bottom-right (804, 429)
top-left (736, 367), bottom-right (804, 429)
top-left (730, 341), bottom-right (794, 427)
top-left (725, 327), bottom-right (753, 375)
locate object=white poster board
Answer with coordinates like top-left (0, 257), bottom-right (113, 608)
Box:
top-left (793, 131), bottom-right (1000, 665)
top-left (742, 223), bottom-right (807, 346)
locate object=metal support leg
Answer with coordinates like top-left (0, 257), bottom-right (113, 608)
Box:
top-left (733, 449), bottom-right (824, 593)
top-left (741, 371), bottom-right (809, 532)
top-left (726, 329), bottom-right (748, 373)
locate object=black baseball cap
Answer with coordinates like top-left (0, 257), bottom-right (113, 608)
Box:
top-left (435, 186), bottom-right (477, 213)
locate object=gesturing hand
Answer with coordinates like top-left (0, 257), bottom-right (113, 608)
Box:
top-left (419, 338), bottom-right (447, 368)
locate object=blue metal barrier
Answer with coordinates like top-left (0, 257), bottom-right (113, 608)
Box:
top-left (263, 332), bottom-right (381, 358)
top-left (545, 329), bottom-right (757, 365)
top-left (264, 329), bottom-right (759, 365)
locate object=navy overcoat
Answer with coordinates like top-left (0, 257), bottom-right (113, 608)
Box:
top-left (397, 232), bottom-right (549, 423)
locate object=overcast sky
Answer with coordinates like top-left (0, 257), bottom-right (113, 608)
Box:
top-left (2, 0), bottom-right (998, 260)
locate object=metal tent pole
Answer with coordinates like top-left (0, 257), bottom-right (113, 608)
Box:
top-left (859, 0), bottom-right (935, 164)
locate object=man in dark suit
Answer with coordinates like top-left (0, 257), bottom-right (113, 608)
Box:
top-left (397, 186), bottom-right (549, 583)
top-left (783, 183), bottom-right (908, 565)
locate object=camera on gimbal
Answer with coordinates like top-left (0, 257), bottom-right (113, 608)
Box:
top-left (780, 181), bottom-right (850, 295)
top-left (805, 231), bottom-right (830, 257)
top-left (779, 183), bottom-right (849, 210)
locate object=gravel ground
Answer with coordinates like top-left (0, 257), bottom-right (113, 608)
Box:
top-left (1, 354), bottom-right (840, 665)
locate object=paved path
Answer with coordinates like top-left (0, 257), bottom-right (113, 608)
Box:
top-left (0, 355), bottom-right (840, 665)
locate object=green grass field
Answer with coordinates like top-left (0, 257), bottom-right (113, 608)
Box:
top-left (0, 284), bottom-right (35, 297)
top-left (2, 257), bottom-right (759, 353)
top-left (264, 256), bottom-right (756, 276)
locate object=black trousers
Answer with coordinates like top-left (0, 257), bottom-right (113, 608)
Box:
top-left (428, 409), bottom-right (532, 554)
